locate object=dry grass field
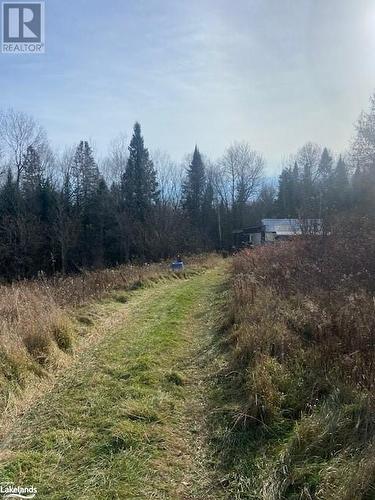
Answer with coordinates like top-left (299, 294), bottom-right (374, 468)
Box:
top-left (213, 216), bottom-right (375, 499)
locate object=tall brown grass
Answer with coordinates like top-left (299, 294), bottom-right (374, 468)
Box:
top-left (223, 216), bottom-right (375, 499)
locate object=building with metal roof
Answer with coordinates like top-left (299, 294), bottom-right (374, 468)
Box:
top-left (233, 218), bottom-right (322, 247)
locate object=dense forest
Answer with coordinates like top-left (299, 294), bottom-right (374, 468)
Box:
top-left (0, 93), bottom-right (374, 280)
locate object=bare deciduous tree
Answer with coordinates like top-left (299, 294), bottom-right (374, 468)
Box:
top-left (220, 141), bottom-right (264, 206)
top-left (153, 149), bottom-right (183, 209)
top-left (296, 142), bottom-right (322, 182)
top-left (101, 133), bottom-right (128, 185)
top-left (0, 108), bottom-right (47, 185)
top-left (57, 146), bottom-right (76, 177)
top-left (351, 93), bottom-right (375, 173)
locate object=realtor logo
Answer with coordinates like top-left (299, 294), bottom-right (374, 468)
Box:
top-left (2, 2), bottom-right (45, 53)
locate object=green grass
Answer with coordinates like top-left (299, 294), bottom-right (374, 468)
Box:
top-left (0, 265), bottom-right (226, 499)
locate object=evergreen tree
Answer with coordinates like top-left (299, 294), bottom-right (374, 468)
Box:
top-left (318, 148), bottom-right (333, 181)
top-left (182, 146), bottom-right (206, 226)
top-left (0, 169), bottom-right (19, 217)
top-left (56, 173), bottom-right (76, 274)
top-left (22, 146), bottom-right (44, 194)
top-left (332, 156), bottom-right (350, 210)
top-left (122, 123), bottom-right (159, 222)
top-left (318, 148), bottom-right (334, 217)
top-left (277, 167), bottom-right (292, 216)
top-left (91, 178), bottom-right (118, 266)
top-left (71, 141), bottom-right (100, 208)
top-left (277, 165), bottom-right (299, 217)
top-left (70, 141), bottom-right (101, 267)
top-left (0, 170), bottom-right (20, 279)
top-left (291, 161), bottom-right (301, 212)
top-left (121, 123), bottom-right (159, 259)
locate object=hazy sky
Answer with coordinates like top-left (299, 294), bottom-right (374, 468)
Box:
top-left (1, 0), bottom-right (375, 173)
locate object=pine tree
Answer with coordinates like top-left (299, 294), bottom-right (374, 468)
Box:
top-left (122, 123), bottom-right (159, 223)
top-left (0, 170), bottom-right (21, 278)
top-left (20, 145), bottom-right (47, 233)
top-left (121, 123), bottom-right (159, 259)
top-left (91, 177), bottom-right (116, 266)
top-left (182, 146), bottom-right (206, 226)
top-left (318, 148), bottom-right (333, 181)
top-left (277, 168), bottom-right (291, 216)
top-left (56, 173), bottom-right (76, 274)
top-left (332, 156), bottom-right (350, 210)
top-left (71, 141), bottom-right (100, 208)
top-left (70, 141), bottom-right (101, 267)
top-left (318, 148), bottom-right (334, 217)
top-left (277, 166), bottom-right (299, 217)
top-left (0, 169), bottom-right (19, 217)
top-left (22, 146), bottom-right (44, 194)
top-left (291, 161), bottom-right (301, 214)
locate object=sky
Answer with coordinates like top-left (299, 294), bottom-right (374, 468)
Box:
top-left (1, 0), bottom-right (375, 174)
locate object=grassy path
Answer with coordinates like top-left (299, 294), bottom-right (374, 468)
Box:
top-left (0, 266), bottom-right (227, 499)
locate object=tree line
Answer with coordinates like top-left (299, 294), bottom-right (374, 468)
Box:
top-left (0, 93), bottom-right (374, 280)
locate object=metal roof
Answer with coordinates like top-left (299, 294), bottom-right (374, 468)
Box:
top-left (261, 219), bottom-right (322, 236)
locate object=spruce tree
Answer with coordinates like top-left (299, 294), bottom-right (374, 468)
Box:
top-left (22, 146), bottom-right (44, 194)
top-left (318, 148), bottom-right (334, 217)
top-left (332, 156), bottom-right (350, 210)
top-left (0, 170), bottom-right (20, 278)
top-left (182, 146), bottom-right (206, 226)
top-left (277, 167), bottom-right (296, 217)
top-left (71, 141), bottom-right (100, 208)
top-left (121, 123), bottom-right (159, 259)
top-left (122, 122), bottom-right (159, 223)
top-left (318, 148), bottom-right (333, 181)
top-left (56, 173), bottom-right (75, 274)
top-left (291, 161), bottom-right (301, 214)
top-left (71, 141), bottom-right (101, 267)
top-left (277, 168), bottom-right (290, 216)
top-left (0, 169), bottom-right (19, 217)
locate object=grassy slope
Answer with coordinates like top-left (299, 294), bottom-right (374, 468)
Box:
top-left (209, 244), bottom-right (375, 500)
top-left (0, 265), bottom-right (227, 500)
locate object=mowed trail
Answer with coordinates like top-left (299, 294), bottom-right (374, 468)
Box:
top-left (0, 265), bottom-right (228, 499)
